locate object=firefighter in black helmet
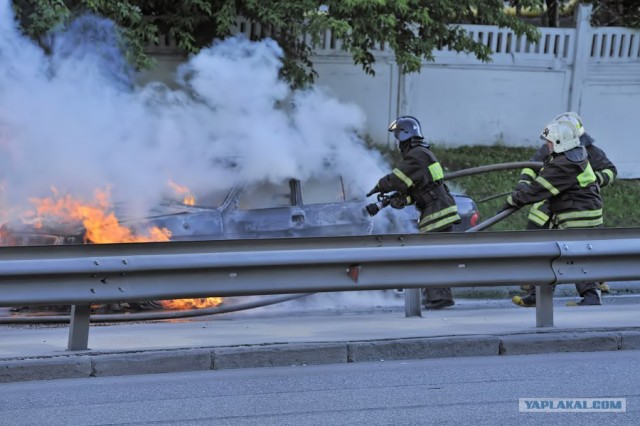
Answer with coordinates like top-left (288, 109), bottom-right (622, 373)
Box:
top-left (367, 116), bottom-right (461, 310)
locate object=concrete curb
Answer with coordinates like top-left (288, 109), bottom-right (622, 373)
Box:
top-left (0, 357), bottom-right (92, 383)
top-left (347, 335), bottom-right (500, 362)
top-left (92, 349), bottom-right (212, 377)
top-left (2, 328), bottom-right (640, 384)
top-left (499, 332), bottom-right (620, 355)
top-left (214, 343), bottom-right (348, 369)
top-left (620, 331), bottom-right (640, 350)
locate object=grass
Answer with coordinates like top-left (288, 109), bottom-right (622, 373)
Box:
top-left (374, 143), bottom-right (640, 231)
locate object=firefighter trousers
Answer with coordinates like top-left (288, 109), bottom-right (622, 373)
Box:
top-left (422, 225), bottom-right (454, 304)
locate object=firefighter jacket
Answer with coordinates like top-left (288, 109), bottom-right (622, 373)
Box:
top-left (581, 133), bottom-right (617, 187)
top-left (517, 132), bottom-right (617, 189)
top-left (376, 141), bottom-right (461, 232)
top-left (507, 146), bottom-right (603, 229)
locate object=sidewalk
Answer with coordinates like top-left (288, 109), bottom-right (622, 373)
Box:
top-left (1, 290), bottom-right (639, 383)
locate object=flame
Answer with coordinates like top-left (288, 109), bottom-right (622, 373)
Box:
top-left (21, 188), bottom-right (224, 311)
top-left (168, 179), bottom-right (196, 206)
top-left (160, 297), bottom-right (223, 310)
top-left (29, 188), bottom-right (171, 243)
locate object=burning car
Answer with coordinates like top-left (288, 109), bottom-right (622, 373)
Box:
top-left (1, 176), bottom-right (478, 244)
top-left (0, 176), bottom-right (479, 312)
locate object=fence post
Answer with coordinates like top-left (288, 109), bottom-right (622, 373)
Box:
top-left (568, 3), bottom-right (593, 113)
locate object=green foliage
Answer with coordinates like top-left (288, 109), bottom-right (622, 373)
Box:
top-left (312, 0), bottom-right (540, 77)
top-left (13, 1), bottom-right (640, 88)
top-left (586, 0), bottom-right (640, 27)
top-left (508, 0), bottom-right (640, 28)
top-left (13, 0), bottom-right (158, 69)
top-left (13, 0), bottom-right (540, 87)
top-left (431, 145), bottom-right (538, 230)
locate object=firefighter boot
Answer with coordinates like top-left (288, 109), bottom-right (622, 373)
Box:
top-left (512, 294), bottom-right (536, 307)
top-left (567, 289), bottom-right (602, 306)
top-left (423, 288), bottom-right (455, 310)
top-left (424, 299), bottom-right (455, 310)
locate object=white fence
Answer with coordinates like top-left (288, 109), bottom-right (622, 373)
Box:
top-left (141, 4), bottom-right (640, 178)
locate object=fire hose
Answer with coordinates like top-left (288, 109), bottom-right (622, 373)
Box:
top-left (442, 160), bottom-right (540, 231)
top-left (0, 161), bottom-right (539, 324)
top-left (0, 294), bottom-right (313, 324)
top-left (365, 160), bottom-right (541, 227)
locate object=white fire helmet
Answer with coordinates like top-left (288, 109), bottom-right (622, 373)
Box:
top-left (540, 120), bottom-right (581, 154)
top-left (553, 111), bottom-right (585, 136)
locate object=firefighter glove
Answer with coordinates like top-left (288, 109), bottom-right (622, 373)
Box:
top-left (389, 193), bottom-right (409, 209)
top-left (497, 195), bottom-right (518, 214)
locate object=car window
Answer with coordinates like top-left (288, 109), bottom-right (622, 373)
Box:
top-left (193, 188), bottom-right (230, 208)
top-left (300, 176), bottom-right (348, 205)
top-left (237, 181), bottom-right (293, 210)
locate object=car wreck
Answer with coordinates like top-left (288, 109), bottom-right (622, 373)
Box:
top-left (0, 176), bottom-right (479, 313)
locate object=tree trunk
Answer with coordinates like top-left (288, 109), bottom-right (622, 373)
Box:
top-left (546, 0), bottom-right (559, 27)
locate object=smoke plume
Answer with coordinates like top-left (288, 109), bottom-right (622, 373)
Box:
top-left (0, 1), bottom-right (390, 223)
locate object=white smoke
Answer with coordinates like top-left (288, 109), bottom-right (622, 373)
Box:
top-left (0, 1), bottom-right (391, 222)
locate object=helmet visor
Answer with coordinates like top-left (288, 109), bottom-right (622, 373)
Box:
top-left (388, 120), bottom-right (400, 139)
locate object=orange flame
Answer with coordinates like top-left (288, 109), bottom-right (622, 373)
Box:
top-left (160, 297), bottom-right (223, 310)
top-left (25, 188), bottom-right (223, 311)
top-left (29, 188), bottom-right (171, 243)
top-left (168, 180), bottom-right (196, 206)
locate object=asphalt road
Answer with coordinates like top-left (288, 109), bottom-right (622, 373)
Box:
top-left (0, 350), bottom-right (637, 425)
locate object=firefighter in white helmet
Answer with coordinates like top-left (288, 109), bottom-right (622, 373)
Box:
top-left (501, 119), bottom-right (604, 307)
top-left (515, 112), bottom-right (617, 294)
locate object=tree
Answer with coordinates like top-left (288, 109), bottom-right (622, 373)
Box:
top-left (588, 0), bottom-right (640, 27)
top-left (506, 0), bottom-right (570, 27)
top-left (13, 0), bottom-right (540, 88)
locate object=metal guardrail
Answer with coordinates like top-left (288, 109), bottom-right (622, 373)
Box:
top-left (1, 227), bottom-right (639, 350)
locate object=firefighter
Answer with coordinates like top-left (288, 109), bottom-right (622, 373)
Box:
top-left (503, 119), bottom-right (604, 307)
top-left (516, 112), bottom-right (617, 293)
top-left (367, 116), bottom-right (461, 310)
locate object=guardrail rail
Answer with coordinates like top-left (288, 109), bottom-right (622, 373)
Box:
top-left (1, 227), bottom-right (639, 350)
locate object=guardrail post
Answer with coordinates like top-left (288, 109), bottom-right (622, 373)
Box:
top-left (68, 305), bottom-right (91, 351)
top-left (535, 285), bottom-right (554, 327)
top-left (404, 288), bottom-right (422, 317)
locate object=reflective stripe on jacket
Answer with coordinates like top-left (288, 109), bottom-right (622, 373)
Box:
top-left (510, 146), bottom-right (603, 229)
top-left (518, 133), bottom-right (617, 189)
top-left (377, 142), bottom-right (460, 232)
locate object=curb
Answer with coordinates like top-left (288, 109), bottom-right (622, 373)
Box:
top-left (1, 328), bottom-right (640, 384)
top-left (347, 335), bottom-right (500, 362)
